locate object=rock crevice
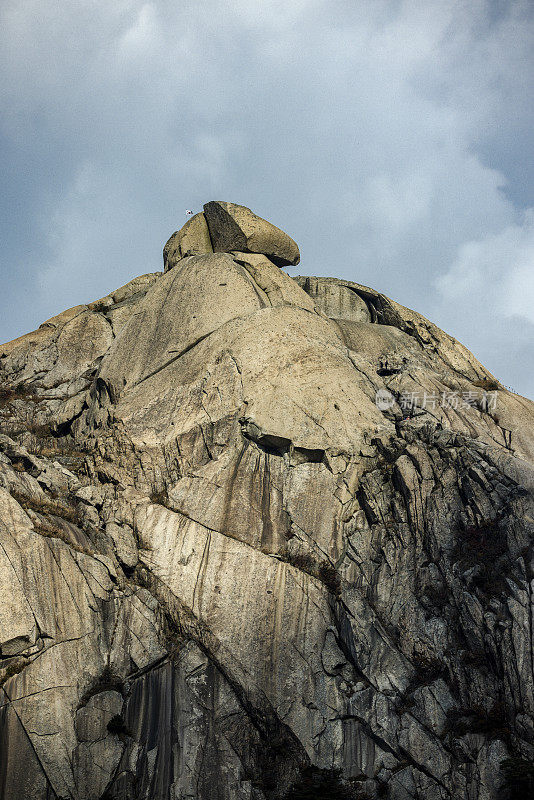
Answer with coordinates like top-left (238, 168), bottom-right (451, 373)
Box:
top-left (0, 202), bottom-right (533, 799)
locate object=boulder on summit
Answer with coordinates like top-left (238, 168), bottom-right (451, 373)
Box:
top-left (203, 200), bottom-right (300, 266)
top-left (163, 201), bottom-right (300, 270)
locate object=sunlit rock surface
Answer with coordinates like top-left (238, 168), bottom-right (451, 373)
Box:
top-left (1, 204), bottom-right (533, 800)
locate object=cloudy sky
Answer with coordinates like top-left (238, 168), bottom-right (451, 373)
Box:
top-left (1, 0), bottom-right (533, 397)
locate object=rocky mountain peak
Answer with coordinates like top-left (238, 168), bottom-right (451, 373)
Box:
top-left (0, 209), bottom-right (533, 800)
top-left (163, 200), bottom-right (300, 271)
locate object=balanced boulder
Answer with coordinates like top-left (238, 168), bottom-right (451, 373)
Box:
top-left (203, 200), bottom-right (300, 266)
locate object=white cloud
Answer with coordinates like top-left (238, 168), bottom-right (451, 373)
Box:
top-left (0, 0), bottom-right (533, 396)
top-left (118, 3), bottom-right (159, 57)
top-left (438, 210), bottom-right (534, 324)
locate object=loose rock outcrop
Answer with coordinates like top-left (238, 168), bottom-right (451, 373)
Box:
top-left (164, 201), bottom-right (300, 272)
top-left (0, 203), bottom-right (533, 800)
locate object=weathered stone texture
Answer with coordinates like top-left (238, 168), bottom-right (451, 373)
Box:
top-left (163, 212), bottom-right (213, 271)
top-left (0, 205), bottom-right (533, 799)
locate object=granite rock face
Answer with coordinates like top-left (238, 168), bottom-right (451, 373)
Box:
top-left (1, 205), bottom-right (534, 800)
top-left (163, 212), bottom-right (213, 271)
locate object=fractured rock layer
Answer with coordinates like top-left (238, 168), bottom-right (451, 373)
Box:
top-left (0, 204), bottom-right (533, 800)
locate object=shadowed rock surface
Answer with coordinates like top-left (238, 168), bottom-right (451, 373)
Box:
top-left (0, 204), bottom-right (533, 800)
